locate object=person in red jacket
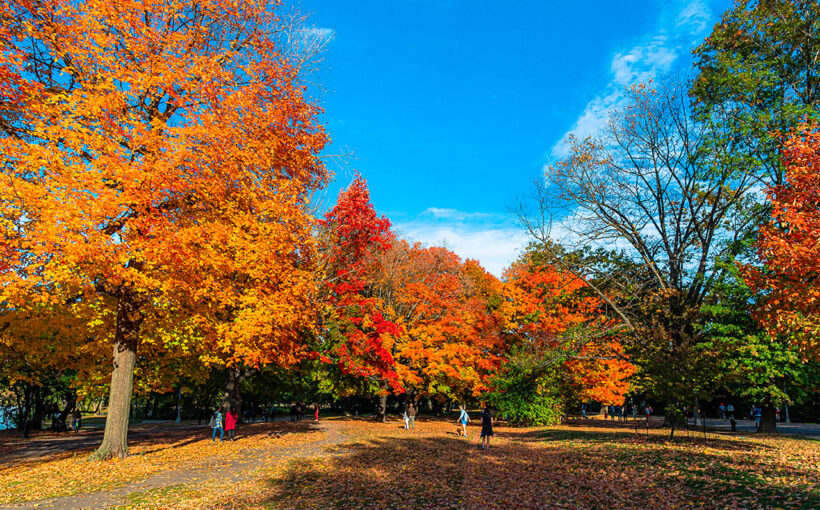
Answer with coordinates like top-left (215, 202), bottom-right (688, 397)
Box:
top-left (314, 402), bottom-right (320, 422)
top-left (225, 407), bottom-right (239, 441)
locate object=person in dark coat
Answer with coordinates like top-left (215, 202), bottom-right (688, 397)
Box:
top-left (480, 406), bottom-right (494, 450)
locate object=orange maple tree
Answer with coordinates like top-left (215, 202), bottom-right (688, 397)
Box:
top-left (501, 260), bottom-right (634, 405)
top-left (0, 0), bottom-right (327, 457)
top-left (375, 243), bottom-right (506, 401)
top-left (749, 122), bottom-right (820, 359)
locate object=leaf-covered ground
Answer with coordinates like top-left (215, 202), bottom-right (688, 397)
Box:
top-left (0, 421), bottom-right (325, 506)
top-left (2, 417), bottom-right (819, 509)
top-left (251, 419), bottom-right (820, 510)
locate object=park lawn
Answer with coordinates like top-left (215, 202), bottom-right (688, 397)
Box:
top-left (3, 418), bottom-right (820, 509)
top-left (179, 418), bottom-right (820, 510)
top-left (0, 421), bottom-right (323, 505)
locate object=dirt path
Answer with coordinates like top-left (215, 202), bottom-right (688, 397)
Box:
top-left (0, 421), bottom-right (348, 510)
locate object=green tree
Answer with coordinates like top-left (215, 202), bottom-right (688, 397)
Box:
top-left (692, 0), bottom-right (820, 186)
top-left (704, 260), bottom-right (817, 432)
top-left (516, 82), bottom-right (756, 435)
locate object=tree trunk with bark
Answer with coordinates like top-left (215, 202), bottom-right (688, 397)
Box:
top-left (758, 404), bottom-right (778, 433)
top-left (30, 386), bottom-right (46, 430)
top-left (52, 391), bottom-right (76, 432)
top-left (149, 394), bottom-right (158, 418)
top-left (94, 287), bottom-right (142, 459)
top-left (221, 366), bottom-right (244, 420)
top-left (376, 390), bottom-right (387, 423)
top-left (19, 385), bottom-right (32, 438)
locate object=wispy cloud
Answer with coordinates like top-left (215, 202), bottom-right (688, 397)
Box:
top-left (424, 208), bottom-right (497, 221)
top-left (393, 208), bottom-right (527, 277)
top-left (288, 26), bottom-right (336, 61)
top-left (676, 0), bottom-right (711, 34)
top-left (298, 27), bottom-right (335, 43)
top-left (549, 1), bottom-right (714, 161)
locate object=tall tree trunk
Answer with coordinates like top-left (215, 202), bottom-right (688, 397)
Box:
top-left (664, 402), bottom-right (677, 436)
top-left (149, 394), bottom-right (158, 418)
top-left (53, 391), bottom-right (76, 431)
top-left (758, 404), bottom-right (778, 433)
top-left (19, 385), bottom-right (32, 438)
top-left (95, 287), bottom-right (142, 459)
top-left (31, 386), bottom-right (45, 430)
top-left (376, 389), bottom-right (387, 423)
top-left (374, 386), bottom-right (391, 422)
top-left (221, 366), bottom-right (243, 420)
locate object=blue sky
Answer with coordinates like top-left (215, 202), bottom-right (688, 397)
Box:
top-left (299, 0), bottom-right (731, 276)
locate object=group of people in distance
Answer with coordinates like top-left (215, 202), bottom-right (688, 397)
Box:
top-left (208, 402), bottom-right (322, 441)
top-left (290, 401), bottom-right (319, 422)
top-left (602, 405), bottom-right (630, 422)
top-left (404, 403), bottom-right (495, 450)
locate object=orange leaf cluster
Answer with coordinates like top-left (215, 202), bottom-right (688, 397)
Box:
top-left (501, 261), bottom-right (634, 405)
top-left (750, 122), bottom-right (820, 359)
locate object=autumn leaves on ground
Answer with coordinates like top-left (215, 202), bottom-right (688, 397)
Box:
top-left (2, 417), bottom-right (819, 509)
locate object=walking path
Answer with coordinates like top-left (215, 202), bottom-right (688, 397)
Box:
top-left (703, 418), bottom-right (820, 438)
top-left (0, 421), bottom-right (348, 510)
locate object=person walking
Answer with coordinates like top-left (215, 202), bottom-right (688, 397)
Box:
top-left (403, 408), bottom-right (410, 429)
top-left (480, 406), bottom-right (494, 450)
top-left (210, 409), bottom-right (224, 442)
top-left (290, 402), bottom-right (297, 422)
top-left (71, 409), bottom-right (82, 433)
top-left (753, 406), bottom-right (762, 430)
top-left (314, 402), bottom-right (320, 422)
top-left (727, 403), bottom-right (735, 419)
top-left (457, 404), bottom-right (470, 438)
top-left (225, 407), bottom-right (238, 441)
top-left (407, 403), bottom-right (417, 429)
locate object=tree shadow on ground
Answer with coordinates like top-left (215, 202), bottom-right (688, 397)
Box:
top-left (122, 420), bottom-right (324, 456)
top-left (504, 425), bottom-right (777, 453)
top-left (256, 426), bottom-right (820, 510)
top-left (0, 420), bottom-right (322, 467)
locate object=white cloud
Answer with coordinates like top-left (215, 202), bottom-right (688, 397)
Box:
top-left (549, 1), bottom-right (714, 161)
top-left (676, 0), bottom-right (711, 34)
top-left (299, 27), bottom-right (335, 42)
top-left (290, 27), bottom-right (335, 58)
top-left (611, 37), bottom-right (677, 86)
top-left (424, 207), bottom-right (496, 221)
top-left (393, 208), bottom-right (527, 277)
